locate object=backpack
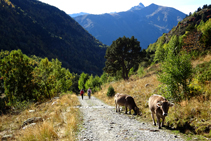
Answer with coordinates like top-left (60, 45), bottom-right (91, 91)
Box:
top-left (80, 90), bottom-right (84, 95)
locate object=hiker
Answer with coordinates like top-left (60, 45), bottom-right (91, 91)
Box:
top-left (80, 89), bottom-right (84, 100)
top-left (87, 88), bottom-right (92, 99)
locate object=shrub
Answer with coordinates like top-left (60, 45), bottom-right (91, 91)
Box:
top-left (107, 86), bottom-right (115, 97)
top-left (158, 51), bottom-right (192, 101)
top-left (194, 60), bottom-right (211, 83)
top-left (137, 66), bottom-right (145, 77)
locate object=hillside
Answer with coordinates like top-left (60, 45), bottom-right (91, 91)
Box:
top-left (74, 3), bottom-right (186, 49)
top-left (0, 0), bottom-right (107, 75)
top-left (147, 6), bottom-right (211, 53)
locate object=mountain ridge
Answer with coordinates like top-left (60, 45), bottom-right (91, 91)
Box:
top-left (74, 3), bottom-right (186, 49)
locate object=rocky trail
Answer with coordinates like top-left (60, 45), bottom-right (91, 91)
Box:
top-left (76, 96), bottom-right (184, 141)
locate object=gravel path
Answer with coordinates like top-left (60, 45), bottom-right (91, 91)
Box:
top-left (77, 96), bottom-right (184, 141)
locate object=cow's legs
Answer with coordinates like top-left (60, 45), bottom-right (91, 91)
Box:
top-left (151, 112), bottom-right (156, 126)
top-left (118, 105), bottom-right (120, 112)
top-left (128, 106), bottom-right (132, 114)
top-left (128, 108), bottom-right (131, 114)
top-left (125, 104), bottom-right (127, 114)
top-left (132, 107), bottom-right (137, 115)
top-left (161, 117), bottom-right (165, 127)
top-left (115, 101), bottom-right (117, 112)
top-left (156, 115), bottom-right (161, 129)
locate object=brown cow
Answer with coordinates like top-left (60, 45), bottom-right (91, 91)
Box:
top-left (149, 94), bottom-right (174, 129)
top-left (114, 93), bottom-right (140, 115)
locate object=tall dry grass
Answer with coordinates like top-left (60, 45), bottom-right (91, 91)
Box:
top-left (0, 93), bottom-right (81, 141)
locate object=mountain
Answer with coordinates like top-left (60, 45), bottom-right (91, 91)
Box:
top-left (69, 12), bottom-right (89, 17)
top-left (129, 2), bottom-right (145, 11)
top-left (0, 0), bottom-right (107, 75)
top-left (74, 3), bottom-right (186, 49)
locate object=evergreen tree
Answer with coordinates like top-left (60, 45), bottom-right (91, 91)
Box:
top-left (104, 36), bottom-right (142, 80)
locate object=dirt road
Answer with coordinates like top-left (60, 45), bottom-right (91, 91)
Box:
top-left (77, 96), bottom-right (184, 141)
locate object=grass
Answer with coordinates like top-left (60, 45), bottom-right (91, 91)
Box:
top-left (95, 54), bottom-right (211, 140)
top-left (0, 93), bottom-right (81, 141)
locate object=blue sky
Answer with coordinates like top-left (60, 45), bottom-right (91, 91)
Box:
top-left (39, 0), bottom-right (210, 15)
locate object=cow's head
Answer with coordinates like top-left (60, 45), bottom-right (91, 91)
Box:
top-left (134, 107), bottom-right (141, 116)
top-left (157, 101), bottom-right (174, 116)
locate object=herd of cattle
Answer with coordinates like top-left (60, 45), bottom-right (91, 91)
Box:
top-left (114, 93), bottom-right (174, 129)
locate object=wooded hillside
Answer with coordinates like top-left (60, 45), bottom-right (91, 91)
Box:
top-left (0, 0), bottom-right (107, 75)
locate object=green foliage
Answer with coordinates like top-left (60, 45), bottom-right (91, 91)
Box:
top-left (194, 60), bottom-right (211, 83)
top-left (100, 72), bottom-right (108, 84)
top-left (78, 72), bottom-right (89, 91)
top-left (85, 75), bottom-right (102, 93)
top-left (106, 85), bottom-right (115, 97)
top-left (84, 75), bottom-right (94, 91)
top-left (0, 50), bottom-right (35, 103)
top-left (104, 36), bottom-right (142, 80)
top-left (50, 59), bottom-right (73, 93)
top-left (137, 66), bottom-right (145, 77)
top-left (154, 35), bottom-right (183, 63)
top-left (0, 50), bottom-right (73, 111)
top-left (69, 73), bottom-right (80, 94)
top-left (197, 18), bottom-right (211, 48)
top-left (32, 58), bottom-right (56, 99)
top-left (153, 34), bottom-right (166, 62)
top-left (128, 67), bottom-right (135, 77)
top-left (158, 51), bottom-right (192, 102)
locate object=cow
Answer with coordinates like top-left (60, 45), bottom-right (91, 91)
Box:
top-left (114, 93), bottom-right (140, 115)
top-left (149, 94), bottom-right (174, 129)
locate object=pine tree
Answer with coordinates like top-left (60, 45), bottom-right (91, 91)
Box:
top-left (104, 36), bottom-right (142, 80)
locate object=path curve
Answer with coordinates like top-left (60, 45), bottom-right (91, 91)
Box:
top-left (77, 96), bottom-right (184, 141)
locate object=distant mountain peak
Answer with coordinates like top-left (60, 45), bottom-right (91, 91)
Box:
top-left (69, 12), bottom-right (89, 18)
top-left (129, 3), bottom-right (145, 11)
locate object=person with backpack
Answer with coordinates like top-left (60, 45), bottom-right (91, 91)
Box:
top-left (80, 89), bottom-right (84, 100)
top-left (87, 88), bottom-right (92, 99)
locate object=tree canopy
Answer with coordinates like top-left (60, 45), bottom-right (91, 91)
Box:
top-left (104, 36), bottom-right (142, 80)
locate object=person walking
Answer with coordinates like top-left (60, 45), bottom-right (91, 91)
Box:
top-left (80, 89), bottom-right (84, 100)
top-left (87, 88), bottom-right (92, 99)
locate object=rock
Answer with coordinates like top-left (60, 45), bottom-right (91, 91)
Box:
top-left (52, 97), bottom-right (59, 100)
top-left (2, 134), bottom-right (13, 140)
top-left (52, 101), bottom-right (58, 106)
top-left (22, 123), bottom-right (36, 129)
top-left (21, 117), bottom-right (43, 128)
top-left (29, 110), bottom-right (35, 113)
top-left (145, 84), bottom-right (150, 87)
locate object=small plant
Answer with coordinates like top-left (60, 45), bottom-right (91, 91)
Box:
top-left (137, 66), bottom-right (145, 77)
top-left (106, 86), bottom-right (115, 97)
top-left (194, 60), bottom-right (211, 83)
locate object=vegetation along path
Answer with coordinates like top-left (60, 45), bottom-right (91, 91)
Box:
top-left (77, 96), bottom-right (184, 141)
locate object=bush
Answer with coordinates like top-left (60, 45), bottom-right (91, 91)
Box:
top-left (107, 86), bottom-right (115, 97)
top-left (137, 66), bottom-right (145, 77)
top-left (194, 60), bottom-right (211, 83)
top-left (158, 51), bottom-right (192, 101)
